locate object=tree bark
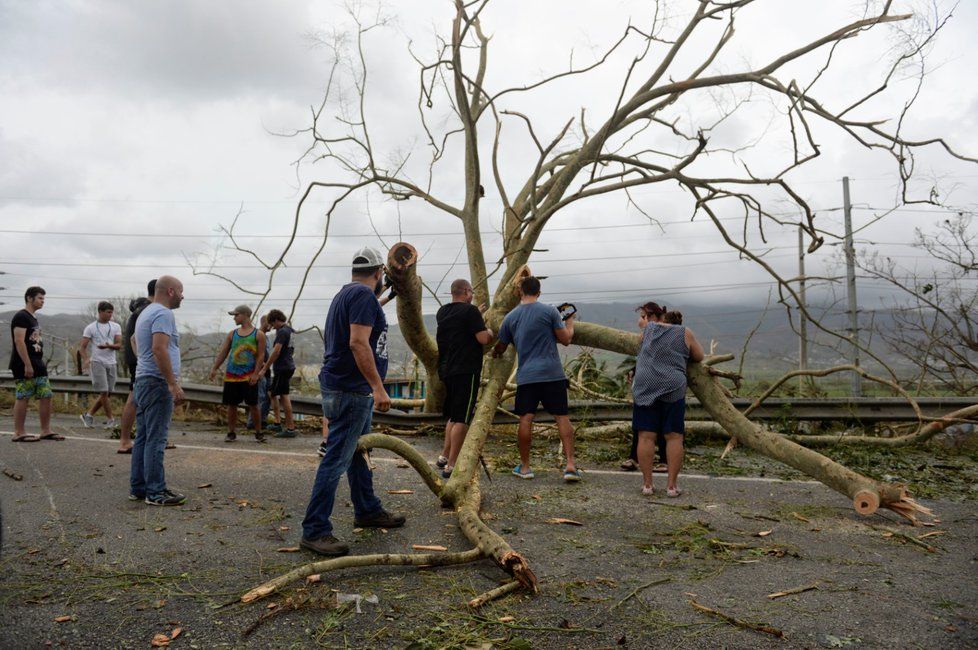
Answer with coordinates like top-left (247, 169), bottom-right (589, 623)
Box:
top-left (571, 322), bottom-right (933, 523)
top-left (387, 242), bottom-right (444, 412)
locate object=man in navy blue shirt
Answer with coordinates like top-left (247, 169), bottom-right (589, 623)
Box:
top-left (300, 247), bottom-right (405, 556)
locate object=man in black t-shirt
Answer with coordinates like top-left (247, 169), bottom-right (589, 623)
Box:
top-left (118, 279), bottom-right (156, 454)
top-left (434, 279), bottom-right (493, 477)
top-left (9, 286), bottom-right (60, 442)
top-left (259, 309), bottom-right (298, 437)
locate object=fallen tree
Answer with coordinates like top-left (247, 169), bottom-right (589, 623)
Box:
top-left (231, 0), bottom-right (974, 604)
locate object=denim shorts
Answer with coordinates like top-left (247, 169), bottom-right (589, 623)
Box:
top-left (632, 398), bottom-right (685, 435)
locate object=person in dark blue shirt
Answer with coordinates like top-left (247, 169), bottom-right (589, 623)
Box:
top-left (493, 276), bottom-right (580, 482)
top-left (300, 246), bottom-right (405, 557)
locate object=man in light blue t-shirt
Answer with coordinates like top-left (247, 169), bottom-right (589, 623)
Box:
top-left (493, 275), bottom-right (580, 482)
top-left (130, 275), bottom-right (187, 507)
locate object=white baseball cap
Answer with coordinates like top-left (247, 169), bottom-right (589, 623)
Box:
top-left (352, 246), bottom-right (385, 269)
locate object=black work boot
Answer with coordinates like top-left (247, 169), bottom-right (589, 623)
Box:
top-left (300, 535), bottom-right (350, 557)
top-left (353, 510), bottom-right (406, 529)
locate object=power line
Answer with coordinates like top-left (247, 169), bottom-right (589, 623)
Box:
top-left (0, 215), bottom-right (751, 240)
top-left (0, 245), bottom-right (798, 269)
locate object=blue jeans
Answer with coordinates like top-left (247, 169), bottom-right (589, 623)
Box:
top-left (247, 375), bottom-right (270, 428)
top-left (301, 389), bottom-right (383, 539)
top-left (130, 376), bottom-right (173, 498)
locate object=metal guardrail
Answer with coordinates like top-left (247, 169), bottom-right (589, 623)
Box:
top-left (2, 374), bottom-right (974, 426)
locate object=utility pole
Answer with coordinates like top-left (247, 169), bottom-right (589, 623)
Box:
top-left (842, 176), bottom-right (861, 397)
top-left (798, 226), bottom-right (808, 394)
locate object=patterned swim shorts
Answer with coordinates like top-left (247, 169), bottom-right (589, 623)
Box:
top-left (15, 376), bottom-right (53, 400)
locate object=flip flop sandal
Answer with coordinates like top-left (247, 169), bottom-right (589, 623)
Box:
top-left (620, 459), bottom-right (638, 471)
top-left (512, 464), bottom-right (535, 480)
top-left (38, 433), bottom-right (66, 441)
top-left (666, 487), bottom-right (683, 498)
top-left (11, 435), bottom-right (40, 442)
top-left (117, 448), bottom-right (133, 454)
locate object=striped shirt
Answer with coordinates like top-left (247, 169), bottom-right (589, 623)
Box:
top-left (632, 323), bottom-right (689, 405)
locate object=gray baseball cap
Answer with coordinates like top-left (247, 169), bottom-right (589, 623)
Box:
top-left (228, 304), bottom-right (253, 317)
top-left (352, 246), bottom-right (385, 269)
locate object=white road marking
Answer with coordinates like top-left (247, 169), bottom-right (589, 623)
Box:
top-left (0, 430), bottom-right (823, 486)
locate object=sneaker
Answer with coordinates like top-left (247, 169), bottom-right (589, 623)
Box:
top-left (128, 492), bottom-right (146, 501)
top-left (641, 485), bottom-right (654, 496)
top-left (224, 432), bottom-right (237, 443)
top-left (255, 433), bottom-right (267, 444)
top-left (512, 464), bottom-right (535, 480)
top-left (274, 428), bottom-right (297, 438)
top-left (563, 469), bottom-right (583, 483)
top-left (300, 535), bottom-right (350, 557)
top-left (103, 418), bottom-right (117, 430)
top-left (317, 441), bottom-right (328, 457)
top-left (441, 468), bottom-right (452, 479)
top-left (80, 413), bottom-right (94, 428)
top-left (353, 510), bottom-right (406, 529)
top-left (267, 423), bottom-right (283, 433)
top-left (666, 487), bottom-right (683, 498)
top-left (145, 490), bottom-right (186, 506)
top-left (436, 455), bottom-right (448, 469)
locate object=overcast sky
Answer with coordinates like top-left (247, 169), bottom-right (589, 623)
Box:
top-left (1, 0), bottom-right (975, 335)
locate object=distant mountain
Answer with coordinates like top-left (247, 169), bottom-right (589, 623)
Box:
top-left (1, 301), bottom-right (910, 380)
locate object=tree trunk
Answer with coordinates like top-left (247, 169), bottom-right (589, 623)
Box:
top-left (571, 322), bottom-right (932, 523)
top-left (386, 242), bottom-right (444, 413)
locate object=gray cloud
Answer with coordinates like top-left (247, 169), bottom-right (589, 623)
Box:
top-left (0, 0), bottom-right (329, 101)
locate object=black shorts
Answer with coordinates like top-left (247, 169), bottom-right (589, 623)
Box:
top-left (223, 381), bottom-right (259, 406)
top-left (270, 368), bottom-right (295, 396)
top-left (632, 398), bottom-right (685, 435)
top-left (443, 373), bottom-right (479, 424)
top-left (514, 379), bottom-right (569, 416)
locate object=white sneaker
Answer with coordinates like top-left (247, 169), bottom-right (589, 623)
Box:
top-left (80, 413), bottom-right (94, 428)
top-left (103, 418), bottom-right (117, 429)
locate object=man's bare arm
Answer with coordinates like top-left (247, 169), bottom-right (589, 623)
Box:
top-left (208, 331), bottom-right (233, 379)
top-left (350, 323), bottom-right (390, 411)
top-left (152, 333), bottom-right (178, 386)
top-left (475, 328), bottom-right (493, 346)
top-left (555, 315), bottom-right (575, 346)
top-left (13, 327), bottom-right (32, 376)
top-left (686, 328), bottom-right (705, 363)
top-left (491, 341), bottom-right (508, 358)
top-left (259, 343), bottom-right (282, 375)
top-left (79, 337), bottom-right (92, 365)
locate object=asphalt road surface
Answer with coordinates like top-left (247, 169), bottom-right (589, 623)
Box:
top-left (1, 414), bottom-right (976, 648)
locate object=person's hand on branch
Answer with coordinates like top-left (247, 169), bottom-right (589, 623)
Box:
top-left (372, 386), bottom-right (391, 412)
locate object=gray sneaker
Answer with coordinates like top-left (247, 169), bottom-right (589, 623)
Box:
top-left (300, 535), bottom-right (350, 557)
top-left (274, 428), bottom-right (297, 438)
top-left (145, 489), bottom-right (186, 506)
top-left (80, 413), bottom-right (94, 428)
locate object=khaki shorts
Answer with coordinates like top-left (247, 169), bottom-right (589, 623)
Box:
top-left (90, 361), bottom-right (118, 393)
